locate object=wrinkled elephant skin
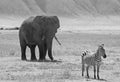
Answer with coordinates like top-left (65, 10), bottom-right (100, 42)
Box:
top-left (19, 16), bottom-right (60, 61)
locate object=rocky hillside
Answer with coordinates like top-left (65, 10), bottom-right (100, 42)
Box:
top-left (0, 0), bottom-right (120, 17)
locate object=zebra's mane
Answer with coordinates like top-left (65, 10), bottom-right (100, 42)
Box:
top-left (94, 48), bottom-right (101, 62)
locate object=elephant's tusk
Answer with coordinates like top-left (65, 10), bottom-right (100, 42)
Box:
top-left (54, 36), bottom-right (61, 46)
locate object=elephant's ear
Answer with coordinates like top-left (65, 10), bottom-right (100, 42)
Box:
top-left (53, 16), bottom-right (60, 28)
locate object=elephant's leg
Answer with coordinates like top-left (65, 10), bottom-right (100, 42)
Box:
top-left (20, 45), bottom-right (27, 60)
top-left (30, 45), bottom-right (37, 61)
top-left (43, 40), bottom-right (47, 60)
top-left (38, 43), bottom-right (45, 61)
top-left (48, 49), bottom-right (53, 61)
top-left (47, 39), bottom-right (54, 61)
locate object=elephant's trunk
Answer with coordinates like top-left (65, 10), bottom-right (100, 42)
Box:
top-left (54, 36), bottom-right (61, 46)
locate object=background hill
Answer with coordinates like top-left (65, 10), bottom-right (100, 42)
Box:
top-left (0, 0), bottom-right (120, 30)
top-left (1, 0), bottom-right (120, 17)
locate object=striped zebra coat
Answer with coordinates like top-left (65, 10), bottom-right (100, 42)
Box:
top-left (81, 44), bottom-right (107, 79)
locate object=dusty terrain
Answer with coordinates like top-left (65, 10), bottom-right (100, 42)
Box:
top-left (0, 0), bottom-right (120, 82)
top-left (0, 29), bottom-right (120, 82)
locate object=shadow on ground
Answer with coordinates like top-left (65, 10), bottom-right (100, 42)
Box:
top-left (26, 59), bottom-right (62, 63)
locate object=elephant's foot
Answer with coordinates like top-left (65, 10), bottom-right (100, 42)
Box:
top-left (50, 58), bottom-right (54, 61)
top-left (31, 56), bottom-right (37, 61)
top-left (51, 59), bottom-right (60, 62)
top-left (51, 59), bottom-right (58, 62)
top-left (31, 58), bottom-right (37, 61)
top-left (21, 55), bottom-right (27, 61)
top-left (21, 58), bottom-right (27, 61)
top-left (38, 58), bottom-right (46, 62)
top-left (38, 59), bottom-right (45, 62)
top-left (48, 55), bottom-right (54, 61)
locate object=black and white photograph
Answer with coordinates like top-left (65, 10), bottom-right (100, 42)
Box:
top-left (0, 0), bottom-right (120, 82)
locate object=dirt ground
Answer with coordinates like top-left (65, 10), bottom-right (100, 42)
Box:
top-left (0, 30), bottom-right (120, 82)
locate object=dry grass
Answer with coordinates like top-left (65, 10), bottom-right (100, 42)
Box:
top-left (0, 30), bottom-right (120, 82)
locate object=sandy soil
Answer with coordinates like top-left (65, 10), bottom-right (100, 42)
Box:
top-left (0, 30), bottom-right (120, 82)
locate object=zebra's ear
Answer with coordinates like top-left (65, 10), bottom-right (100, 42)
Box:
top-left (101, 44), bottom-right (104, 46)
top-left (101, 44), bottom-right (104, 47)
top-left (98, 44), bottom-right (104, 48)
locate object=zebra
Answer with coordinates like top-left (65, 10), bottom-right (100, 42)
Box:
top-left (81, 44), bottom-right (107, 79)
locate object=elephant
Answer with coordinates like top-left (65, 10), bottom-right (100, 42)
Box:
top-left (19, 16), bottom-right (60, 61)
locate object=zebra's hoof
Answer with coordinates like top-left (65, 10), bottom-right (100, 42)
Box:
top-left (87, 76), bottom-right (89, 78)
top-left (97, 75), bottom-right (100, 79)
top-left (97, 77), bottom-right (100, 80)
top-left (94, 76), bottom-right (96, 79)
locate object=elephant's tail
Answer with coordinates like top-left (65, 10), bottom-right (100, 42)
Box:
top-left (54, 36), bottom-right (61, 46)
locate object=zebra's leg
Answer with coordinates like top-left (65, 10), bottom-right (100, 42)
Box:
top-left (94, 65), bottom-right (96, 79)
top-left (82, 63), bottom-right (85, 76)
top-left (97, 65), bottom-right (100, 79)
top-left (86, 66), bottom-right (89, 78)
